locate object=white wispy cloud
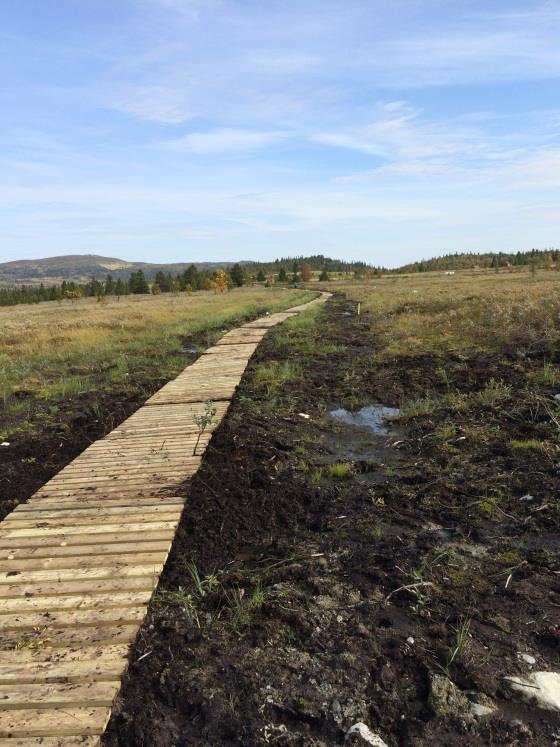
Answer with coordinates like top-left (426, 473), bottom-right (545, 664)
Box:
top-left (315, 101), bottom-right (560, 189)
top-left (104, 1), bottom-right (560, 126)
top-left (161, 128), bottom-right (287, 153)
top-left (2, 1), bottom-right (560, 263)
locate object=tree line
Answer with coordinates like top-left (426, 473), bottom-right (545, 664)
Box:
top-left (0, 264), bottom-right (247, 307)
top-left (395, 249), bottom-right (560, 273)
top-left (0, 258), bottom-right (342, 308)
top-left (0, 253), bottom-right (364, 308)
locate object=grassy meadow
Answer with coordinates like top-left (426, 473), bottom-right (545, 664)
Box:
top-left (329, 267), bottom-right (560, 357)
top-left (0, 286), bottom-right (314, 436)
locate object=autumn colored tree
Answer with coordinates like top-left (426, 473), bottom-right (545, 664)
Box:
top-left (211, 269), bottom-right (230, 294)
top-left (301, 262), bottom-right (312, 281)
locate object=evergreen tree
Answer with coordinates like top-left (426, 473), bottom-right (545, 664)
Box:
top-left (229, 263), bottom-right (245, 287)
top-left (181, 264), bottom-right (199, 290)
top-left (105, 274), bottom-right (115, 295)
top-left (155, 271), bottom-right (172, 292)
top-left (129, 270), bottom-right (149, 294)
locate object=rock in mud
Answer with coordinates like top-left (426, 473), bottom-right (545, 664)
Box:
top-left (504, 671), bottom-right (560, 712)
top-left (469, 702), bottom-right (495, 717)
top-left (345, 722), bottom-right (389, 746)
top-left (467, 693), bottom-right (497, 718)
top-left (429, 674), bottom-right (470, 716)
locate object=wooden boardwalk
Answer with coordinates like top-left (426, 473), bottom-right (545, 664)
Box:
top-left (0, 293), bottom-right (330, 745)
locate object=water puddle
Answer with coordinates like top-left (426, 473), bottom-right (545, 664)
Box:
top-left (324, 403), bottom-right (404, 474)
top-left (329, 404), bottom-right (400, 435)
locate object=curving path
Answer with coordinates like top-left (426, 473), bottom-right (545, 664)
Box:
top-left (0, 292), bottom-right (330, 745)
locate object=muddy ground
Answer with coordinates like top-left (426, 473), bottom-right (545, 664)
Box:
top-left (98, 296), bottom-right (560, 746)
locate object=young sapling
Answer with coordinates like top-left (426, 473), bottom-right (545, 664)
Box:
top-left (193, 399), bottom-right (217, 455)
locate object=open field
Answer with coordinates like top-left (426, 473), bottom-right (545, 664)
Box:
top-left (331, 267), bottom-right (560, 357)
top-left (103, 269), bottom-right (559, 746)
top-left (0, 287), bottom-right (314, 519)
top-left (1, 269), bottom-right (559, 745)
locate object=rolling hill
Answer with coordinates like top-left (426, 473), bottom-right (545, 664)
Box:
top-left (0, 255), bottom-right (241, 286)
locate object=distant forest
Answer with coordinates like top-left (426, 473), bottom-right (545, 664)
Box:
top-left (1, 249), bottom-right (559, 307)
top-left (0, 264), bottom-right (243, 306)
top-left (394, 248), bottom-right (560, 273)
top-left (0, 257), bottom-right (344, 307)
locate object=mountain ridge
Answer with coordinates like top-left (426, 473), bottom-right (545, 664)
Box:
top-left (0, 254), bottom-right (249, 285)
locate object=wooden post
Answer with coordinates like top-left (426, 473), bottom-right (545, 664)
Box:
top-left (357, 302), bottom-right (361, 317)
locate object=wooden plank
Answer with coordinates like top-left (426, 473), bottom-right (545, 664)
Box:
top-left (42, 472), bottom-right (196, 485)
top-left (0, 521), bottom-right (179, 540)
top-left (18, 494), bottom-right (186, 507)
top-left (111, 400), bottom-right (230, 417)
top-left (0, 737), bottom-right (100, 746)
top-left (87, 430), bottom-right (210, 440)
top-left (0, 553), bottom-right (166, 572)
top-left (0, 590), bottom-right (150, 613)
top-left (0, 606), bottom-right (146, 631)
top-left (59, 448), bottom-right (205, 459)
top-left (0, 541), bottom-right (171, 561)
top-left (32, 488), bottom-right (184, 499)
top-left (0, 645), bottom-right (128, 665)
top-left (2, 512), bottom-right (182, 529)
top-left (0, 659), bottom-right (126, 685)
top-left (0, 707), bottom-right (111, 737)
top-left (0, 530), bottom-right (174, 549)
top-left (32, 489), bottom-right (185, 500)
top-left (102, 424), bottom-right (219, 434)
top-left (14, 498), bottom-right (184, 512)
top-left (216, 330), bottom-right (266, 342)
top-left (69, 443), bottom-right (205, 453)
top-left (0, 576), bottom-right (158, 600)
top-left (145, 392), bottom-right (235, 405)
top-left (0, 566), bottom-right (163, 586)
top-left (37, 468), bottom-right (189, 481)
top-left (0, 681), bottom-right (120, 709)
top-left (83, 447), bottom-right (209, 457)
top-left (0, 624), bottom-right (139, 650)
top-left (88, 443), bottom-right (209, 453)
top-left (44, 468), bottom-right (195, 480)
top-left (10, 504), bottom-right (183, 520)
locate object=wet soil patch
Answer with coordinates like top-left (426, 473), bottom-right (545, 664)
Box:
top-left (104, 296), bottom-right (560, 746)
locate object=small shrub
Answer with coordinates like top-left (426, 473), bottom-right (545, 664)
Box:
top-left (328, 462), bottom-right (354, 479)
top-left (253, 360), bottom-right (301, 396)
top-left (400, 396), bottom-right (438, 419)
top-left (473, 379), bottom-right (511, 408)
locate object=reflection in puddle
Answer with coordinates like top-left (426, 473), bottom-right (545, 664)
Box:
top-left (323, 404), bottom-right (404, 471)
top-left (329, 404), bottom-right (400, 435)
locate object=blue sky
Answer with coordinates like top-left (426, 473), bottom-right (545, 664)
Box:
top-left (1, 0), bottom-right (559, 267)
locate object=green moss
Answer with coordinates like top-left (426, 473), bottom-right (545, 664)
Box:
top-left (491, 550), bottom-right (523, 567)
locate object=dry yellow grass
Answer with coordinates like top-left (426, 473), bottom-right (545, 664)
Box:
top-left (329, 268), bottom-right (560, 357)
top-left (0, 287), bottom-right (314, 403)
